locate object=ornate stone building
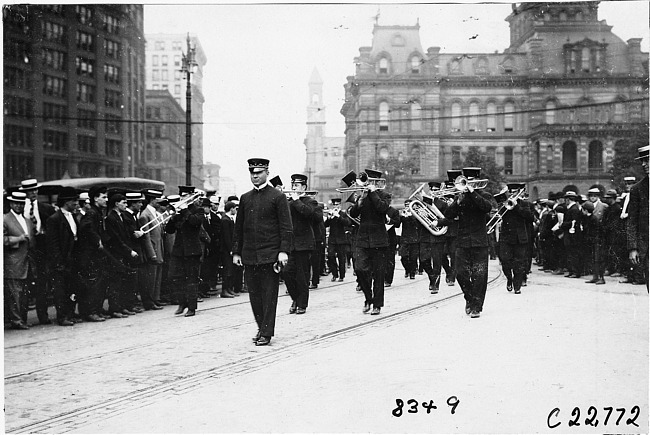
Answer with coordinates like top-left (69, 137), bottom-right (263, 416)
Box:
top-left (304, 68), bottom-right (346, 203)
top-left (340, 2), bottom-right (648, 200)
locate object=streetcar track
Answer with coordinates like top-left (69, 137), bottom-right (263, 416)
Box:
top-left (8, 269), bottom-right (503, 434)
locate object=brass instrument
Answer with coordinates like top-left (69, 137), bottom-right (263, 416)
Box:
top-left (408, 183), bottom-right (447, 236)
top-left (486, 188), bottom-right (527, 234)
top-left (346, 205), bottom-right (360, 226)
top-left (426, 176), bottom-right (489, 198)
top-left (283, 189), bottom-right (318, 198)
top-left (139, 191), bottom-right (202, 234)
top-left (336, 171), bottom-right (386, 193)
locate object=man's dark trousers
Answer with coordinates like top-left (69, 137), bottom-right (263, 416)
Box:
top-left (245, 263), bottom-right (279, 337)
top-left (356, 247), bottom-right (386, 308)
top-left (284, 250), bottom-right (312, 309)
top-left (456, 246), bottom-right (488, 312)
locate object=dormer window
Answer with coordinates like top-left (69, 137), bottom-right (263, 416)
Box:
top-left (379, 58), bottom-right (389, 74)
top-left (411, 55), bottom-right (421, 73)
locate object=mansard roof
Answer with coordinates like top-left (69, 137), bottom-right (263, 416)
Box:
top-left (369, 24), bottom-right (426, 74)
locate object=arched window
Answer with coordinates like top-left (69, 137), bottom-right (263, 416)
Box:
top-left (588, 140), bottom-right (603, 171)
top-left (614, 101), bottom-right (625, 122)
top-left (379, 58), bottom-right (389, 74)
top-left (411, 146), bottom-right (421, 175)
top-left (559, 11), bottom-right (567, 20)
top-left (451, 102), bottom-right (461, 132)
top-left (486, 102), bottom-right (497, 132)
top-left (562, 141), bottom-right (577, 172)
top-left (411, 55), bottom-right (421, 73)
top-left (545, 101), bottom-right (556, 124)
top-left (379, 146), bottom-right (389, 159)
top-left (379, 102), bottom-right (389, 131)
top-left (469, 102), bottom-right (479, 131)
top-left (581, 47), bottom-right (591, 72)
top-left (311, 93), bottom-right (319, 105)
top-left (504, 102), bottom-right (515, 131)
top-left (410, 102), bottom-right (421, 131)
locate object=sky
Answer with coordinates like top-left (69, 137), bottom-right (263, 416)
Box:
top-left (144, 1), bottom-right (649, 194)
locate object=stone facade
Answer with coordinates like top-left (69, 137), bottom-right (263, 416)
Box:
top-left (340, 3), bottom-right (648, 200)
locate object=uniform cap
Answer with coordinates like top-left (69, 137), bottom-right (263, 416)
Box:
top-left (462, 167), bottom-right (481, 180)
top-left (291, 174), bottom-right (308, 185)
top-left (636, 145), bottom-right (649, 160)
top-left (428, 181), bottom-right (442, 190)
top-left (330, 198), bottom-right (341, 206)
top-left (447, 169), bottom-right (463, 182)
top-left (248, 158), bottom-right (269, 172)
top-left (363, 168), bottom-right (383, 179)
top-left (507, 183), bottom-right (526, 191)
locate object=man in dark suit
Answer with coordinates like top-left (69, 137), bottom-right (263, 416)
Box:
top-left (4, 191), bottom-right (35, 329)
top-left (399, 199), bottom-right (420, 280)
top-left (199, 197), bottom-right (221, 297)
top-left (627, 145), bottom-right (649, 290)
top-left (602, 189), bottom-right (625, 277)
top-left (325, 198), bottom-right (352, 282)
top-left (349, 168), bottom-right (392, 315)
top-left (309, 202), bottom-right (326, 289)
top-left (560, 191), bottom-right (584, 279)
top-left (419, 181), bottom-right (449, 294)
top-left (384, 202), bottom-right (401, 288)
top-left (220, 200), bottom-right (240, 298)
top-left (284, 173), bottom-right (319, 314)
top-left (435, 168), bottom-right (492, 318)
top-left (20, 178), bottom-right (56, 324)
top-left (122, 192), bottom-right (151, 313)
top-left (233, 158), bottom-right (293, 346)
top-left (46, 187), bottom-right (81, 326)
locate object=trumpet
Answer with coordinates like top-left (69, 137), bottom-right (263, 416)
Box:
top-left (336, 171), bottom-right (386, 193)
top-left (139, 191), bottom-right (202, 234)
top-left (486, 188), bottom-right (527, 234)
top-left (282, 189), bottom-right (318, 198)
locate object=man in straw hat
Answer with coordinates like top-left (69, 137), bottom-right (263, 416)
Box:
top-left (233, 158), bottom-right (293, 346)
top-left (626, 145), bottom-right (649, 289)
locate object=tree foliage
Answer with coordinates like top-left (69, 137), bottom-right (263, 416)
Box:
top-left (369, 157), bottom-right (421, 198)
top-left (609, 128), bottom-right (647, 190)
top-left (462, 148), bottom-right (507, 196)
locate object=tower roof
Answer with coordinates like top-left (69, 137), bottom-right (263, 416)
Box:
top-left (309, 67), bottom-right (323, 84)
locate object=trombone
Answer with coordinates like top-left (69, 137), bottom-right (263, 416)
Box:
top-left (486, 188), bottom-right (527, 234)
top-left (427, 176), bottom-right (489, 198)
top-left (139, 191), bottom-right (202, 234)
top-left (336, 171), bottom-right (386, 193)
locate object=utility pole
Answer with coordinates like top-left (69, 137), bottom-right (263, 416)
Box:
top-left (181, 33), bottom-right (197, 186)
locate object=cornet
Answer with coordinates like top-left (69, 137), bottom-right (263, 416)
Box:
top-left (336, 171), bottom-right (386, 193)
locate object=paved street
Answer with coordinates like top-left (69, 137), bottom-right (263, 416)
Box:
top-left (4, 259), bottom-right (648, 433)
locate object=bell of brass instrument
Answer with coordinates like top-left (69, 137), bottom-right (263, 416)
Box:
top-left (336, 171), bottom-right (387, 193)
top-left (139, 191), bottom-right (202, 234)
top-left (408, 183), bottom-right (448, 236)
top-left (486, 188), bottom-right (527, 234)
top-left (453, 175), bottom-right (489, 193)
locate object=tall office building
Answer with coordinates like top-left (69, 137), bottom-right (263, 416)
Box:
top-left (340, 2), bottom-right (648, 200)
top-left (145, 33), bottom-right (206, 187)
top-left (3, 5), bottom-right (147, 186)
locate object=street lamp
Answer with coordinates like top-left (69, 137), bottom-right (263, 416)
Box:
top-left (181, 33), bottom-right (198, 186)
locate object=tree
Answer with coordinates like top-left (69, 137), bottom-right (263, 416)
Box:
top-left (368, 156), bottom-right (421, 199)
top-left (462, 148), bottom-right (507, 196)
top-left (609, 129), bottom-right (647, 190)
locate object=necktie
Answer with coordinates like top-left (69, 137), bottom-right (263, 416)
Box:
top-left (29, 199), bottom-right (37, 227)
top-left (205, 214), bottom-right (210, 224)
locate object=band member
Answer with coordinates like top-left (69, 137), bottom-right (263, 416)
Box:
top-left (233, 158), bottom-right (293, 346)
top-left (20, 178), bottom-right (56, 325)
top-left (283, 173), bottom-right (319, 315)
top-left (46, 187), bottom-right (81, 326)
top-left (220, 200), bottom-right (240, 298)
top-left (138, 189), bottom-right (165, 310)
top-left (349, 168), bottom-right (391, 315)
top-left (442, 173), bottom-right (461, 286)
top-left (496, 183), bottom-right (533, 294)
top-left (166, 186), bottom-right (206, 318)
top-left (4, 191), bottom-right (35, 329)
top-left (325, 198), bottom-right (352, 282)
top-left (384, 202), bottom-right (401, 287)
top-left (627, 145), bottom-right (649, 289)
top-left (420, 181), bottom-right (448, 294)
top-left (399, 200), bottom-right (420, 279)
top-left (160, 195), bottom-right (180, 305)
top-left (435, 168), bottom-right (491, 318)
top-left (309, 202), bottom-right (326, 289)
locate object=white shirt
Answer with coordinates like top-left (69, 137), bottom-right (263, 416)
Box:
top-left (253, 181), bottom-right (271, 191)
top-left (23, 198), bottom-right (42, 234)
top-left (61, 209), bottom-right (77, 238)
top-left (11, 209), bottom-right (29, 235)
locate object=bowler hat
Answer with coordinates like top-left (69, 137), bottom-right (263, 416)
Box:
top-left (57, 187), bottom-right (78, 202)
top-left (564, 191), bottom-right (579, 199)
top-left (248, 158), bottom-right (269, 172)
top-left (604, 189), bottom-right (618, 199)
top-left (200, 197), bottom-right (211, 207)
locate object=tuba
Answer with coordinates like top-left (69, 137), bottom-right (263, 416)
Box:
top-left (408, 183), bottom-right (447, 236)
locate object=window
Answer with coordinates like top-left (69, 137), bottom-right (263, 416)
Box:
top-left (5, 40), bottom-right (30, 63)
top-left (155, 41), bottom-right (165, 50)
top-left (545, 101), bottom-right (556, 124)
top-left (410, 102), bottom-right (422, 131)
top-left (547, 145), bottom-right (554, 173)
top-left (152, 55), bottom-right (159, 66)
top-left (5, 96), bottom-right (32, 119)
top-left (5, 67), bottom-right (31, 89)
top-left (5, 154), bottom-right (34, 181)
top-left (152, 70), bottom-right (160, 81)
top-left (106, 114), bottom-right (121, 134)
top-left (534, 141), bottom-right (540, 172)
top-left (588, 141), bottom-right (603, 171)
top-left (152, 84), bottom-right (159, 90)
top-left (411, 55), bottom-right (421, 73)
top-left (104, 64), bottom-right (120, 84)
top-left (162, 70), bottom-right (168, 81)
top-left (43, 49), bottom-right (66, 70)
top-left (379, 102), bottom-right (389, 131)
top-left (44, 21), bottom-right (66, 43)
top-left (105, 39), bottom-right (120, 58)
top-left (172, 41), bottom-right (182, 51)
top-left (43, 75), bottom-right (66, 97)
top-left (504, 147), bottom-right (514, 175)
top-left (75, 57), bottom-right (95, 77)
top-left (155, 145), bottom-right (162, 160)
top-left (486, 103), bottom-right (496, 132)
top-left (106, 139), bottom-right (122, 157)
top-left (379, 58), bottom-right (389, 74)
top-left (4, 125), bottom-right (33, 148)
top-left (450, 59), bottom-right (461, 74)
top-left (78, 162), bottom-right (101, 177)
top-left (568, 50), bottom-right (577, 74)
top-left (174, 70), bottom-right (181, 80)
top-left (43, 130), bottom-right (67, 151)
top-left (469, 102), bottom-right (479, 131)
top-left (411, 147), bottom-right (421, 175)
top-left (42, 103), bottom-right (66, 125)
top-left (174, 84), bottom-right (181, 94)
top-left (614, 102), bottom-right (625, 122)
top-left (43, 157), bottom-right (67, 180)
top-left (581, 47), bottom-right (591, 73)
top-left (451, 103), bottom-right (461, 132)
top-left (105, 90), bottom-right (121, 108)
top-left (77, 109), bottom-right (96, 129)
top-left (76, 83), bottom-right (95, 103)
top-left (76, 5), bottom-right (93, 26)
top-left (594, 49), bottom-right (602, 72)
top-left (174, 55), bottom-right (181, 67)
top-left (76, 31), bottom-right (94, 51)
top-left (452, 147), bottom-right (462, 168)
top-left (504, 102), bottom-right (515, 131)
top-left (162, 55), bottom-right (168, 66)
top-left (562, 141), bottom-right (577, 172)
top-left (502, 58), bottom-right (514, 74)
top-left (103, 14), bottom-right (120, 34)
top-left (78, 135), bottom-right (97, 153)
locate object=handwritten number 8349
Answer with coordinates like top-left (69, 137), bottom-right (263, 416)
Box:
top-left (392, 396), bottom-right (460, 417)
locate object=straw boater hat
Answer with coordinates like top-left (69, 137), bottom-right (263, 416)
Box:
top-left (635, 145), bottom-right (649, 160)
top-left (7, 191), bottom-right (27, 202)
top-left (125, 192), bottom-right (144, 202)
top-left (19, 178), bottom-right (41, 191)
top-left (587, 188), bottom-right (601, 196)
top-left (564, 191), bottom-right (579, 200)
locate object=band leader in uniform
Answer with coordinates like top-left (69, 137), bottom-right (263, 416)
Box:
top-left (233, 158), bottom-right (293, 346)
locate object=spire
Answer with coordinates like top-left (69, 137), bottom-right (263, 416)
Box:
top-left (309, 67), bottom-right (323, 84)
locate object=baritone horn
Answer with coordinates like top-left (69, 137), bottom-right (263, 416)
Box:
top-left (408, 183), bottom-right (447, 236)
top-left (139, 191), bottom-right (202, 234)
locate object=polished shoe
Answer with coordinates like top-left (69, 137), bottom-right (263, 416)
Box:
top-left (506, 282), bottom-right (513, 292)
top-left (385, 282), bottom-right (391, 287)
top-left (255, 336), bottom-right (271, 346)
top-left (404, 272), bottom-right (409, 278)
top-left (146, 305), bottom-right (164, 310)
top-left (521, 279), bottom-right (527, 287)
top-left (356, 285), bottom-right (362, 292)
top-left (121, 309), bottom-right (135, 316)
top-left (595, 278), bottom-right (606, 285)
top-left (58, 319), bottom-right (74, 326)
top-left (465, 302), bottom-right (471, 315)
top-left (585, 278), bottom-right (599, 284)
top-left (370, 307), bottom-right (381, 315)
top-left (309, 284), bottom-right (318, 289)
top-left (39, 318), bottom-right (52, 325)
top-left (338, 278), bottom-right (344, 282)
top-left (447, 280), bottom-right (455, 286)
top-left (184, 310), bottom-right (196, 317)
top-left (430, 287), bottom-right (439, 294)
top-left (470, 310), bottom-right (481, 318)
top-left (252, 330), bottom-right (261, 342)
top-left (289, 302), bottom-right (297, 314)
top-left (331, 276), bottom-right (338, 282)
top-left (71, 317), bottom-right (84, 323)
top-left (409, 275), bottom-right (416, 280)
top-left (196, 297), bottom-right (204, 303)
top-left (174, 306), bottom-right (186, 315)
top-left (514, 289), bottom-right (521, 294)
top-left (418, 271), bottom-right (423, 275)
top-left (111, 312), bottom-right (126, 319)
top-left (220, 291), bottom-right (235, 298)
top-left (296, 307), bottom-right (306, 314)
top-left (132, 306), bottom-right (145, 313)
top-left (362, 302), bottom-right (371, 313)
top-left (11, 322), bottom-right (30, 330)
top-left (86, 314), bottom-right (105, 322)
